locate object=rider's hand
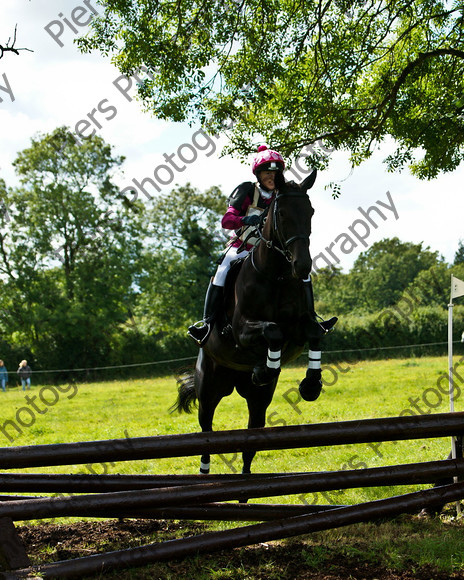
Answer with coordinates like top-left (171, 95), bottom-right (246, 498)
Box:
top-left (242, 214), bottom-right (260, 226)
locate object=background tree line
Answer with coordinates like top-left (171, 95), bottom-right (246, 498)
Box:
top-left (314, 239), bottom-right (464, 363)
top-left (0, 127), bottom-right (463, 382)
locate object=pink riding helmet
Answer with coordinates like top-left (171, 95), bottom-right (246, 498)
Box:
top-left (251, 145), bottom-right (285, 175)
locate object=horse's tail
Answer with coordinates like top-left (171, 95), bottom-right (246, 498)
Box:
top-left (169, 370), bottom-right (198, 414)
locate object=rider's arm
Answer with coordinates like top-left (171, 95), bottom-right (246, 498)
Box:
top-left (221, 205), bottom-right (249, 230)
top-left (222, 181), bottom-right (254, 230)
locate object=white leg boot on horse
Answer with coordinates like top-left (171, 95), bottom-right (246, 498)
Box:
top-left (299, 280), bottom-right (338, 401)
top-left (250, 322), bottom-right (283, 386)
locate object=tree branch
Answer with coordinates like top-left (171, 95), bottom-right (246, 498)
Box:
top-left (0, 25), bottom-right (33, 60)
top-left (373, 48), bottom-right (464, 133)
top-left (281, 46), bottom-right (464, 158)
top-left (0, 231), bottom-right (16, 281)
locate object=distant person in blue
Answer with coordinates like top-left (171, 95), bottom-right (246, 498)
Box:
top-left (18, 359), bottom-right (32, 390)
top-left (0, 360), bottom-right (7, 392)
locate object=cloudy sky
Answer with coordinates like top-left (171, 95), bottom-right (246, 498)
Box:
top-left (1, 0), bottom-right (463, 274)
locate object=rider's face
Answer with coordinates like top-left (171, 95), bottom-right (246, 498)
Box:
top-left (258, 170), bottom-right (277, 191)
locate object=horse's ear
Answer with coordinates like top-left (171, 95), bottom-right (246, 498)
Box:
top-left (301, 169), bottom-right (317, 192)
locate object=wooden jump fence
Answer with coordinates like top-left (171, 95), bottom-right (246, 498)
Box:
top-left (0, 411), bottom-right (463, 578)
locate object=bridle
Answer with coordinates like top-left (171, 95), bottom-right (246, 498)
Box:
top-left (254, 191), bottom-right (312, 264)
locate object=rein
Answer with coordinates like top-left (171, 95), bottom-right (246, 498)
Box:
top-left (249, 244), bottom-right (293, 281)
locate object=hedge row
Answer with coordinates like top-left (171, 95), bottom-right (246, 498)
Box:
top-left (5, 305), bottom-right (462, 384)
top-left (321, 305), bottom-right (464, 362)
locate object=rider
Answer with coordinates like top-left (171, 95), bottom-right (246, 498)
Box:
top-left (187, 145), bottom-right (336, 346)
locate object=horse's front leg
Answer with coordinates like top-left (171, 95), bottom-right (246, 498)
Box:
top-left (299, 326), bottom-right (325, 401)
top-left (238, 320), bottom-right (283, 386)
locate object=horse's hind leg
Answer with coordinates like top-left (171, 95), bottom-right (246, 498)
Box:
top-left (197, 384), bottom-right (221, 475)
top-left (196, 350), bottom-right (233, 474)
top-left (198, 393), bottom-right (223, 474)
top-left (238, 377), bottom-right (277, 474)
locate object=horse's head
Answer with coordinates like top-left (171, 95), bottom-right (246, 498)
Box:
top-left (264, 170), bottom-right (316, 279)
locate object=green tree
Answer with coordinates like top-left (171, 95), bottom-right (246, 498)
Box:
top-left (454, 239), bottom-right (464, 265)
top-left (349, 237), bottom-right (442, 311)
top-left (135, 184), bottom-right (228, 334)
top-left (312, 265), bottom-right (359, 316)
top-left (0, 127), bottom-right (144, 370)
top-left (79, 1), bottom-right (464, 178)
top-left (400, 261), bottom-right (464, 309)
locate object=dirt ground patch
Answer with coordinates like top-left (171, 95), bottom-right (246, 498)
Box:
top-left (12, 518), bottom-right (464, 579)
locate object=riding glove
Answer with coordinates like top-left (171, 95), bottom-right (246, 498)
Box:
top-left (242, 214), bottom-right (260, 226)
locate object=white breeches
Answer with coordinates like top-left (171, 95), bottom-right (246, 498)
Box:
top-left (213, 246), bottom-right (249, 287)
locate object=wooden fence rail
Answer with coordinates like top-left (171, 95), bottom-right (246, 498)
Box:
top-left (0, 411), bottom-right (463, 469)
top-left (0, 412), bottom-right (463, 578)
top-left (3, 482), bottom-right (464, 579)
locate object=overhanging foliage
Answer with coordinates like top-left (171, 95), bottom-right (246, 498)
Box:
top-left (79, 0), bottom-right (464, 178)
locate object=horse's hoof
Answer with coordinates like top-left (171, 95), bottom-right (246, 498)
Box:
top-left (299, 377), bottom-right (322, 401)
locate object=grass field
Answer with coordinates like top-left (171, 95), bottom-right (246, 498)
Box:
top-left (2, 355), bottom-right (464, 578)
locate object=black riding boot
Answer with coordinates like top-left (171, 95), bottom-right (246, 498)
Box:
top-left (188, 282), bottom-right (223, 346)
top-left (303, 280), bottom-right (338, 333)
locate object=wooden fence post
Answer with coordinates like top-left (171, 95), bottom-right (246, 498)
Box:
top-left (0, 517), bottom-right (30, 571)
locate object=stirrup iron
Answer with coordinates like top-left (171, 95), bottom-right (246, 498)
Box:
top-left (187, 321), bottom-right (212, 346)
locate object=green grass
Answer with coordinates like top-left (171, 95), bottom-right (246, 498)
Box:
top-left (2, 355), bottom-right (464, 577)
top-left (1, 355), bottom-right (463, 489)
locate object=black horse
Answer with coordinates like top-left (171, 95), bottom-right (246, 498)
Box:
top-left (172, 172), bottom-right (334, 473)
